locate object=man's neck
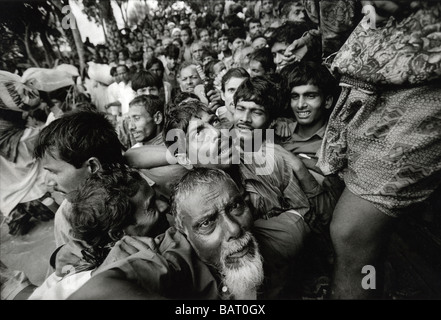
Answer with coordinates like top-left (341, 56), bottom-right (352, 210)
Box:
top-left (296, 119), bottom-right (326, 138)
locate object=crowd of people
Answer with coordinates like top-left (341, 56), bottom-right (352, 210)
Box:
top-left (1, 0), bottom-right (440, 301)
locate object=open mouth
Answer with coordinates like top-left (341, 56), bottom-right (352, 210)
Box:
top-left (226, 245), bottom-right (250, 264)
top-left (235, 125), bottom-right (254, 133)
top-left (296, 111), bottom-right (311, 119)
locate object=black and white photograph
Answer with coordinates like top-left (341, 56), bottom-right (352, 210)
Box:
top-left (1, 0), bottom-right (440, 308)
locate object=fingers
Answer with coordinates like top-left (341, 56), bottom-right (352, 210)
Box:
top-left (121, 236), bottom-right (153, 252)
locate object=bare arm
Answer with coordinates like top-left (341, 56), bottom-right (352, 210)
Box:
top-left (67, 269), bottom-right (167, 300)
top-left (124, 145), bottom-right (177, 169)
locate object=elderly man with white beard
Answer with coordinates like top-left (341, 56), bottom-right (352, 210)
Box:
top-left (67, 168), bottom-right (306, 300)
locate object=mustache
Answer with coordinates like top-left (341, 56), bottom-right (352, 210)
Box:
top-left (221, 231), bottom-right (254, 260)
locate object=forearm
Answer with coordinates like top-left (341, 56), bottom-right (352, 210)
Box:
top-left (68, 269), bottom-right (166, 300)
top-left (291, 158), bottom-right (322, 197)
top-left (105, 101), bottom-right (121, 109)
top-left (124, 145), bottom-right (177, 168)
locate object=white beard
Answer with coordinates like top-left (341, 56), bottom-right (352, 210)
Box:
top-left (220, 232), bottom-right (264, 300)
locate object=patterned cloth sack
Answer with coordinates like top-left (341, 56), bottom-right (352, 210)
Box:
top-left (331, 3), bottom-right (441, 85)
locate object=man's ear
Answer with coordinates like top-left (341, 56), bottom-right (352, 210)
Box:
top-left (154, 111), bottom-right (163, 125)
top-left (108, 229), bottom-right (125, 242)
top-left (86, 157), bottom-right (102, 174)
top-left (324, 95), bottom-right (334, 110)
top-left (175, 153), bottom-right (193, 170)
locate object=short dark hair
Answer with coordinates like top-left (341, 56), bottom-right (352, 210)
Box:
top-left (268, 21), bottom-right (312, 48)
top-left (69, 165), bottom-right (144, 251)
top-left (247, 18), bottom-right (261, 30)
top-left (163, 99), bottom-right (211, 150)
top-left (68, 165), bottom-right (164, 266)
top-left (204, 59), bottom-right (221, 78)
top-left (34, 110), bottom-right (125, 168)
top-left (131, 70), bottom-right (163, 92)
top-left (233, 76), bottom-right (280, 122)
top-left (228, 27), bottom-right (247, 43)
top-left (221, 67), bottom-right (250, 92)
top-left (248, 47), bottom-right (276, 73)
top-left (282, 61), bottom-right (338, 100)
top-left (225, 14), bottom-right (245, 29)
top-left (110, 66), bottom-right (117, 77)
top-left (146, 58), bottom-right (165, 72)
top-left (164, 43), bottom-right (180, 59)
top-left (129, 94), bottom-right (163, 117)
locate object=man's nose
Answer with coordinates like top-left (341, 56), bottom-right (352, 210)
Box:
top-left (275, 53), bottom-right (284, 66)
top-left (240, 110), bottom-right (251, 123)
top-left (45, 173), bottom-right (57, 188)
top-left (298, 96), bottom-right (307, 108)
top-left (223, 214), bottom-right (242, 241)
top-left (208, 125), bottom-right (221, 142)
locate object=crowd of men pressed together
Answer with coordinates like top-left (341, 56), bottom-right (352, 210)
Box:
top-left (1, 1), bottom-right (440, 301)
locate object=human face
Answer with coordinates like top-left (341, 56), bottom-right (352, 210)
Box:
top-left (178, 180), bottom-right (254, 269)
top-left (248, 22), bottom-right (261, 36)
top-left (179, 65), bottom-right (202, 93)
top-left (163, 38), bottom-right (173, 48)
top-left (166, 56), bottom-right (177, 70)
top-left (233, 100), bottom-right (269, 143)
top-left (290, 84), bottom-right (331, 130)
top-left (252, 37), bottom-right (267, 50)
top-left (230, 38), bottom-right (245, 53)
top-left (236, 46), bottom-right (254, 68)
top-left (261, 0), bottom-right (274, 14)
top-left (191, 43), bottom-right (204, 63)
top-left (118, 51), bottom-right (126, 62)
top-left (218, 35), bottom-right (229, 52)
top-left (271, 42), bottom-right (288, 71)
top-left (136, 86), bottom-right (159, 97)
top-left (214, 4), bottom-right (223, 18)
top-left (42, 150), bottom-right (91, 195)
top-left (181, 29), bottom-right (191, 45)
top-left (172, 31), bottom-right (181, 40)
top-left (186, 111), bottom-right (233, 169)
top-left (144, 47), bottom-right (154, 62)
top-left (287, 3), bottom-right (306, 22)
top-left (124, 178), bottom-right (165, 237)
top-left (116, 66), bottom-right (129, 83)
top-left (211, 42), bottom-right (219, 53)
top-left (221, 77), bottom-right (247, 114)
top-left (199, 30), bottom-right (210, 43)
top-left (212, 62), bottom-right (226, 78)
top-left (149, 63), bottom-right (163, 79)
top-left (203, 55), bottom-right (214, 67)
top-left (247, 60), bottom-right (265, 78)
top-left (128, 104), bottom-right (159, 144)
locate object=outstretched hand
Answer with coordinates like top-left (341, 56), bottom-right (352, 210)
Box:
top-left (361, 1), bottom-right (423, 23)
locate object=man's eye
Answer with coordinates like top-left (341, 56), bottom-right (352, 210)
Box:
top-left (198, 220), bottom-right (214, 230)
top-left (307, 94), bottom-right (318, 99)
top-left (232, 202), bottom-right (241, 209)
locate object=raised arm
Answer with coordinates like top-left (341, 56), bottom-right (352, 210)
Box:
top-left (124, 145), bottom-right (177, 169)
